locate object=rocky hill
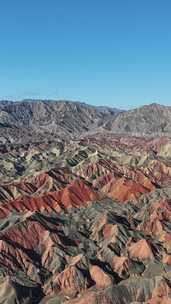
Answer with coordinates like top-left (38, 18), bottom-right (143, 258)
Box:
top-left (109, 103), bottom-right (171, 135)
top-left (0, 100), bottom-right (171, 144)
top-left (0, 100), bottom-right (121, 144)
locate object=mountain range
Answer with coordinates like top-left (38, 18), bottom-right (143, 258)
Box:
top-left (0, 100), bottom-right (171, 144)
top-left (0, 99), bottom-right (171, 303)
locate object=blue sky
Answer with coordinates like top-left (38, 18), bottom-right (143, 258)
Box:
top-left (0, 0), bottom-right (171, 109)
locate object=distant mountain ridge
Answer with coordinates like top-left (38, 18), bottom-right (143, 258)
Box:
top-left (0, 99), bottom-right (122, 143)
top-left (0, 100), bottom-right (170, 144)
top-left (106, 103), bottom-right (171, 135)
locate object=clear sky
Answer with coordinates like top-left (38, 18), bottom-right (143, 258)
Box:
top-left (0, 0), bottom-right (171, 109)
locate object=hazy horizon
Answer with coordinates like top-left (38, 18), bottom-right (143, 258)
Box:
top-left (0, 98), bottom-right (170, 111)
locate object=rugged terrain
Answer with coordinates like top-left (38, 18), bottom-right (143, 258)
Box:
top-left (0, 100), bottom-right (121, 144)
top-left (109, 103), bottom-right (171, 135)
top-left (0, 130), bottom-right (171, 303)
top-left (0, 100), bottom-right (171, 144)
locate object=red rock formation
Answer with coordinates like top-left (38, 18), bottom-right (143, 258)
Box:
top-left (90, 265), bottom-right (113, 288)
top-left (0, 179), bottom-right (97, 218)
top-left (127, 239), bottom-right (154, 261)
